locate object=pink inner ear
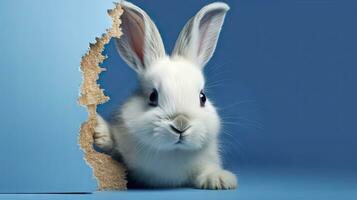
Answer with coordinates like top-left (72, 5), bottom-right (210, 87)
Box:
top-left (124, 9), bottom-right (146, 66)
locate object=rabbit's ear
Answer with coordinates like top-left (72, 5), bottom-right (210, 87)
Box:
top-left (115, 1), bottom-right (165, 73)
top-left (172, 2), bottom-right (229, 69)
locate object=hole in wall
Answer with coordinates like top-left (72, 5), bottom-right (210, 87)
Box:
top-left (78, 3), bottom-right (127, 190)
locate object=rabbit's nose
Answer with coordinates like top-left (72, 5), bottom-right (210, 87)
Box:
top-left (170, 115), bottom-right (190, 134)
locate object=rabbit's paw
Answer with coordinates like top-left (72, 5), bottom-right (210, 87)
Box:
top-left (94, 115), bottom-right (113, 151)
top-left (195, 169), bottom-right (237, 190)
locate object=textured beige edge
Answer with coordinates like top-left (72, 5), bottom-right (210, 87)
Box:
top-left (77, 3), bottom-right (127, 190)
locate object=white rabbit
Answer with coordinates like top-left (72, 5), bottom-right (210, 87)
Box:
top-left (94, 1), bottom-right (237, 189)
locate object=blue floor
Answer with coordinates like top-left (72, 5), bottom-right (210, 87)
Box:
top-left (1, 167), bottom-right (356, 200)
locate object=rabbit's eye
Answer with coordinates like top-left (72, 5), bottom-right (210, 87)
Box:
top-left (149, 89), bottom-right (158, 107)
top-left (200, 91), bottom-right (206, 107)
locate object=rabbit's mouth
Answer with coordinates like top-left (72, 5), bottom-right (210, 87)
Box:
top-left (168, 124), bottom-right (192, 145)
top-left (174, 134), bottom-right (186, 145)
top-left (151, 121), bottom-right (206, 150)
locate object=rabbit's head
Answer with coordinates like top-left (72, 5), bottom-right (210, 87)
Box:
top-left (115, 1), bottom-right (229, 151)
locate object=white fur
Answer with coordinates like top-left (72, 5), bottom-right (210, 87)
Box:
top-left (94, 1), bottom-right (237, 189)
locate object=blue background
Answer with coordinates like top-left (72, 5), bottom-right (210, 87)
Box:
top-left (99, 0), bottom-right (357, 173)
top-left (1, 0), bottom-right (357, 199)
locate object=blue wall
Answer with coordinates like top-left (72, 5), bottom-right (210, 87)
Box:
top-left (98, 0), bottom-right (357, 173)
top-left (0, 0), bottom-right (115, 193)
